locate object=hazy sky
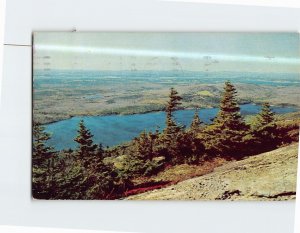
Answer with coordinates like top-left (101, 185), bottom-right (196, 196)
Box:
top-left (33, 32), bottom-right (300, 73)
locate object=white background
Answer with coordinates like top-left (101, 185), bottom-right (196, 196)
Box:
top-left (0, 1), bottom-right (299, 233)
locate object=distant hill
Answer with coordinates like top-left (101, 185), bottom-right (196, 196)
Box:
top-left (127, 143), bottom-right (298, 200)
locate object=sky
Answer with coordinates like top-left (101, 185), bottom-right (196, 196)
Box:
top-left (33, 32), bottom-right (300, 73)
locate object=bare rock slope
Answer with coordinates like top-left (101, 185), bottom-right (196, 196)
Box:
top-left (127, 143), bottom-right (298, 201)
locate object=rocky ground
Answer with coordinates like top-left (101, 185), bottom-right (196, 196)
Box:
top-left (127, 143), bottom-right (299, 201)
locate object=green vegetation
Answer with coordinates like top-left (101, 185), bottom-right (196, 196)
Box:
top-left (202, 81), bottom-right (250, 158)
top-left (33, 77), bottom-right (300, 124)
top-left (33, 120), bottom-right (131, 200)
top-left (127, 143), bottom-right (298, 200)
top-left (74, 120), bottom-right (98, 158)
top-left (250, 102), bottom-right (278, 153)
top-left (32, 122), bottom-right (56, 199)
top-left (32, 81), bottom-right (299, 199)
top-left (197, 90), bottom-right (214, 97)
top-left (190, 109), bottom-right (203, 132)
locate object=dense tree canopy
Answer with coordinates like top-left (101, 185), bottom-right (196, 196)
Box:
top-left (32, 122), bottom-right (56, 199)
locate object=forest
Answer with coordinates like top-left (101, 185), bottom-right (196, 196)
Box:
top-left (32, 81), bottom-right (299, 199)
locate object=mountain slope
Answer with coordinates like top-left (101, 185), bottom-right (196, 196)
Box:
top-left (127, 143), bottom-right (298, 200)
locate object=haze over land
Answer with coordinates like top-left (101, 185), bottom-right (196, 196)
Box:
top-left (33, 32), bottom-right (300, 124)
top-left (33, 70), bottom-right (300, 124)
top-left (32, 32), bottom-right (300, 200)
top-left (33, 32), bottom-right (300, 73)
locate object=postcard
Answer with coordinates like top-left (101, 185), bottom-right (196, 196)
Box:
top-left (32, 32), bottom-right (299, 200)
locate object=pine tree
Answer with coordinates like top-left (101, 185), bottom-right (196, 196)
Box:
top-left (186, 109), bottom-right (205, 163)
top-left (85, 155), bottom-right (116, 199)
top-left (215, 81), bottom-right (245, 127)
top-left (203, 81), bottom-right (249, 158)
top-left (160, 88), bottom-right (186, 163)
top-left (252, 102), bottom-right (277, 152)
top-left (163, 88), bottom-right (183, 139)
top-left (32, 121), bottom-right (56, 199)
top-left (258, 102), bottom-right (275, 125)
top-left (165, 87), bottom-right (182, 133)
top-left (96, 143), bottom-right (105, 159)
top-left (72, 120), bottom-right (117, 199)
top-left (190, 109), bottom-right (203, 133)
top-left (166, 87), bottom-right (182, 117)
top-left (33, 122), bottom-right (54, 159)
top-left (74, 119), bottom-right (97, 158)
top-left (135, 131), bottom-right (155, 160)
top-left (124, 130), bottom-right (164, 177)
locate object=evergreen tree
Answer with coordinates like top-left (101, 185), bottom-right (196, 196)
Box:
top-left (52, 158), bottom-right (87, 199)
top-left (32, 121), bottom-right (56, 199)
top-left (135, 131), bottom-right (155, 160)
top-left (216, 81), bottom-right (244, 127)
top-left (74, 120), bottom-right (97, 158)
top-left (124, 130), bottom-right (164, 177)
top-left (33, 122), bottom-right (55, 159)
top-left (164, 87), bottom-right (183, 134)
top-left (190, 109), bottom-right (203, 133)
top-left (203, 81), bottom-right (249, 158)
top-left (160, 88), bottom-right (186, 163)
top-left (182, 109), bottom-right (204, 164)
top-left (252, 102), bottom-right (277, 152)
top-left (258, 102), bottom-right (275, 125)
top-left (72, 120), bottom-right (118, 199)
top-left (166, 88), bottom-right (182, 117)
top-left (96, 143), bottom-right (105, 159)
top-left (85, 156), bottom-right (117, 199)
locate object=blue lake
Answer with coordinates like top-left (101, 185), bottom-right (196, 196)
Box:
top-left (45, 104), bottom-right (297, 150)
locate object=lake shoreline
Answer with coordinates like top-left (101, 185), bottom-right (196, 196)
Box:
top-left (43, 103), bottom-right (299, 150)
top-left (41, 101), bottom-right (300, 126)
